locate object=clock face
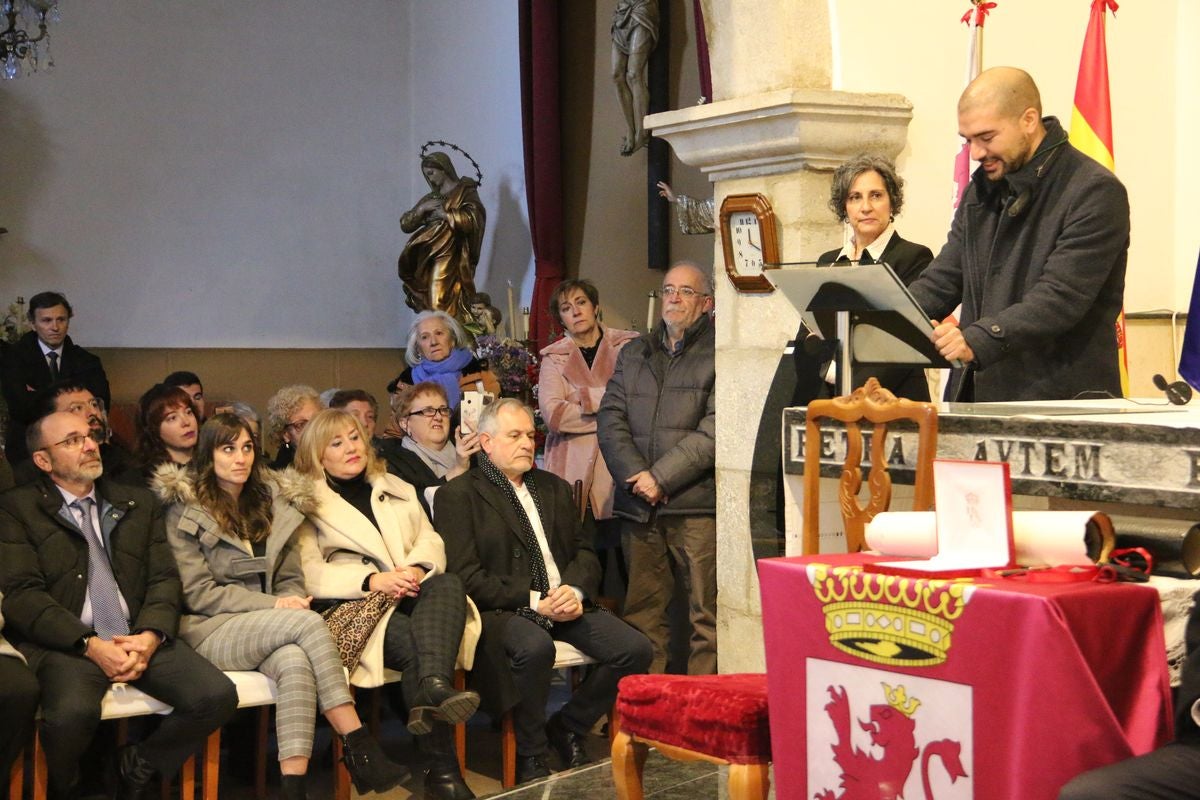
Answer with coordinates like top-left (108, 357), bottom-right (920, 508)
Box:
top-left (731, 211), bottom-right (764, 275)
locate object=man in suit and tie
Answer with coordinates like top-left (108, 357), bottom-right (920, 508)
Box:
top-left (0, 411), bottom-right (237, 800)
top-left (1, 292), bottom-right (111, 461)
top-left (435, 398), bottom-right (651, 783)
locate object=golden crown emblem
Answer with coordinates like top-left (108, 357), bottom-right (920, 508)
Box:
top-left (808, 564), bottom-right (974, 667)
top-left (882, 683), bottom-right (921, 717)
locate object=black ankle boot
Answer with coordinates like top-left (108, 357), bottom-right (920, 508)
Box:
top-left (279, 773), bottom-right (308, 800)
top-left (420, 724), bottom-right (476, 800)
top-left (114, 745), bottom-right (156, 800)
top-left (340, 727), bottom-right (411, 794)
top-left (407, 676), bottom-right (481, 735)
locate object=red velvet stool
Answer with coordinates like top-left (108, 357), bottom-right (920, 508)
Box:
top-left (611, 673), bottom-right (771, 800)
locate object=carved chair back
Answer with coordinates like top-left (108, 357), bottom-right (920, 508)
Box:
top-left (802, 377), bottom-right (938, 554)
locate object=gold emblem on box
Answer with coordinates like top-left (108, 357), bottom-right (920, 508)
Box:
top-left (809, 565), bottom-right (972, 667)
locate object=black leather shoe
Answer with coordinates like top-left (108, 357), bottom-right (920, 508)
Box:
top-left (515, 754), bottom-right (551, 784)
top-left (407, 676), bottom-right (481, 735)
top-left (424, 763), bottom-right (476, 800)
top-left (113, 745), bottom-right (155, 800)
top-left (545, 711), bottom-right (592, 769)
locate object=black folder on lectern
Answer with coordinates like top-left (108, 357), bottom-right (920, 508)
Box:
top-left (766, 262), bottom-right (962, 395)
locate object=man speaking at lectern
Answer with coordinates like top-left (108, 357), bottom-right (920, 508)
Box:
top-left (908, 66), bottom-right (1129, 402)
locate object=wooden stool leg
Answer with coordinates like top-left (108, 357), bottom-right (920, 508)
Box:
top-left (332, 733), bottom-right (351, 800)
top-left (31, 729), bottom-right (46, 800)
top-left (202, 728), bottom-right (220, 800)
top-left (255, 707), bottom-right (270, 800)
top-left (453, 670), bottom-right (467, 775)
top-left (178, 756), bottom-right (195, 800)
top-left (610, 731), bottom-right (647, 800)
top-left (728, 763), bottom-right (770, 800)
top-left (8, 748), bottom-right (23, 800)
top-left (500, 712), bottom-right (516, 789)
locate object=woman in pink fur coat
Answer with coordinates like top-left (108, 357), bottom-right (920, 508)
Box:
top-left (538, 279), bottom-right (637, 599)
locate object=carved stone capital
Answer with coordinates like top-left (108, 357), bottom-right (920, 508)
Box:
top-left (647, 89), bottom-right (913, 182)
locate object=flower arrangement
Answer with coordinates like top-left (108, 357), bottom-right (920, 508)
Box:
top-left (2, 297), bottom-right (28, 344)
top-left (473, 335), bottom-right (538, 397)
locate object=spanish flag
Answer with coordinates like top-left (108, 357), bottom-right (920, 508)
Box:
top-left (1068, 0), bottom-right (1127, 395)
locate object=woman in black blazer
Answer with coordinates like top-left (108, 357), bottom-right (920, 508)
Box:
top-left (796, 154), bottom-right (935, 403)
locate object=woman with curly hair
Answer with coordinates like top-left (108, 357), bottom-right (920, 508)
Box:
top-left (154, 414), bottom-right (408, 798)
top-left (809, 153), bottom-right (935, 401)
top-left (265, 384), bottom-right (322, 470)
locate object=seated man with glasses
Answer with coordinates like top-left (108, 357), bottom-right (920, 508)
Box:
top-left (598, 260), bottom-right (717, 675)
top-left (12, 379), bottom-right (135, 487)
top-left (379, 381), bottom-right (482, 518)
top-left (0, 411), bottom-right (237, 800)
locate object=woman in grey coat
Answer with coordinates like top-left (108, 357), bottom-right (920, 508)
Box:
top-left (154, 414), bottom-right (408, 799)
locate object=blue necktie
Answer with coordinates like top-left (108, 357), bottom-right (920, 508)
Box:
top-left (73, 498), bottom-right (129, 638)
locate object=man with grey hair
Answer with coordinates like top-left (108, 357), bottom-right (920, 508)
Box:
top-left (598, 261), bottom-right (716, 674)
top-left (435, 398), bottom-right (651, 783)
top-left (908, 66), bottom-right (1129, 401)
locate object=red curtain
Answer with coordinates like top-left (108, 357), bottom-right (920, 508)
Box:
top-left (519, 0), bottom-right (564, 349)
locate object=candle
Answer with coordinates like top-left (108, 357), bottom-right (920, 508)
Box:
top-left (521, 307), bottom-right (531, 341)
top-left (646, 291), bottom-right (656, 332)
top-left (506, 282), bottom-right (517, 341)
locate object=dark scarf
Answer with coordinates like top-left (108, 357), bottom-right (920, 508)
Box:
top-left (477, 452), bottom-right (553, 630)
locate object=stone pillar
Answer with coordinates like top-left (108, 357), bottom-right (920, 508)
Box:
top-left (647, 18), bottom-right (913, 671)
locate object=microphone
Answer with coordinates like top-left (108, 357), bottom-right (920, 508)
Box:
top-left (1153, 374), bottom-right (1193, 406)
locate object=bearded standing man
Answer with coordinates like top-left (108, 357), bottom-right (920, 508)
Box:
top-left (907, 66), bottom-right (1130, 402)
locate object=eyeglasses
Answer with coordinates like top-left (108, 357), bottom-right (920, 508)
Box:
top-left (44, 430), bottom-right (102, 452)
top-left (65, 398), bottom-right (105, 415)
top-left (285, 418), bottom-right (310, 435)
top-left (660, 286), bottom-right (707, 299)
top-left (407, 406), bottom-right (452, 419)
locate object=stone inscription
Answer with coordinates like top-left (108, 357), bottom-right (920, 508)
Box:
top-left (782, 409), bottom-right (1200, 509)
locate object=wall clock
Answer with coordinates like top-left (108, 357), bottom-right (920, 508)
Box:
top-left (719, 193), bottom-right (780, 293)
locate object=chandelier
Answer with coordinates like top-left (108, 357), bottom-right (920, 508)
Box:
top-left (1, 0), bottom-right (59, 80)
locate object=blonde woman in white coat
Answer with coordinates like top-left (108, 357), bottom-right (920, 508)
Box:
top-left (288, 408), bottom-right (481, 800)
top-left (155, 414), bottom-right (408, 799)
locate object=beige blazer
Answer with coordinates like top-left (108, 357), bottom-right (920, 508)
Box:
top-left (289, 470), bottom-right (481, 687)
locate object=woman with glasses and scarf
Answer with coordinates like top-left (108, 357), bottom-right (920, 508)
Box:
top-left (378, 381), bottom-right (480, 519)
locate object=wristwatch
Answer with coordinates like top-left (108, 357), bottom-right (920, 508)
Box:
top-left (75, 632), bottom-right (96, 655)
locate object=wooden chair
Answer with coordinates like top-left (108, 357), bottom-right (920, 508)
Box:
top-left (802, 376), bottom-right (938, 554)
top-left (13, 672), bottom-right (279, 800)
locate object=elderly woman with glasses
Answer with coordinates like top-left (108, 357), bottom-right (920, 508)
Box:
top-left (387, 311), bottom-right (499, 412)
top-left (265, 385), bottom-right (323, 470)
top-left (378, 382), bottom-right (480, 518)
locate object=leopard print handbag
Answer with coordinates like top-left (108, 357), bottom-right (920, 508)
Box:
top-left (320, 590), bottom-right (395, 672)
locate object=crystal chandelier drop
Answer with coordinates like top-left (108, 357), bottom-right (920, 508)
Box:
top-left (1, 0), bottom-right (60, 80)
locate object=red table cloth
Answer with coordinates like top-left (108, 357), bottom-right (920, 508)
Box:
top-left (758, 554), bottom-right (1172, 800)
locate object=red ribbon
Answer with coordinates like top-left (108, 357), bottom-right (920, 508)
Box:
top-left (1096, 0), bottom-right (1118, 15)
top-left (961, 1), bottom-right (998, 27)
